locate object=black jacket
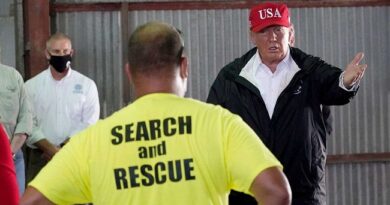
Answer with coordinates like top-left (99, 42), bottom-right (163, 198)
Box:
top-left (207, 47), bottom-right (356, 205)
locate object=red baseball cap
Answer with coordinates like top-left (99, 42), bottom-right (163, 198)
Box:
top-left (249, 2), bottom-right (290, 32)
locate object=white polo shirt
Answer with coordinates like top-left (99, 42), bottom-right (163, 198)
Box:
top-left (25, 67), bottom-right (100, 147)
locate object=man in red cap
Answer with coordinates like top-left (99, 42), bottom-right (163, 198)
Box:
top-left (208, 2), bottom-right (367, 205)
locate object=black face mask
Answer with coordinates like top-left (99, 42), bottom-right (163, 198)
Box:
top-left (49, 55), bottom-right (72, 73)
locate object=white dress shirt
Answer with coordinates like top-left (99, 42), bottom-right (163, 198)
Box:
top-left (240, 49), bottom-right (300, 117)
top-left (240, 49), bottom-right (359, 118)
top-left (25, 67), bottom-right (100, 147)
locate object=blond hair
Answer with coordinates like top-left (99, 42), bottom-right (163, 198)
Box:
top-left (46, 32), bottom-right (72, 50)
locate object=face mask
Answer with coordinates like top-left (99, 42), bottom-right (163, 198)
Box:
top-left (49, 55), bottom-right (72, 73)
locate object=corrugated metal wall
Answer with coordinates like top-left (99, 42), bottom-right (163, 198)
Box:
top-left (292, 6), bottom-right (390, 205)
top-left (128, 9), bottom-right (252, 100)
top-left (327, 163), bottom-right (390, 205)
top-left (0, 0), bottom-right (16, 67)
top-left (54, 5), bottom-right (390, 204)
top-left (294, 7), bottom-right (390, 155)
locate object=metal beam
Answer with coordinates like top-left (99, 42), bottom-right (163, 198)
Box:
top-left (52, 0), bottom-right (390, 13)
top-left (23, 0), bottom-right (50, 79)
top-left (327, 152), bottom-right (390, 164)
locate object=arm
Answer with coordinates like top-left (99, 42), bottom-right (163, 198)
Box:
top-left (12, 70), bottom-right (33, 153)
top-left (25, 112), bottom-right (59, 160)
top-left (82, 81), bottom-right (100, 125)
top-left (70, 81), bottom-right (100, 136)
top-left (21, 129), bottom-right (93, 204)
top-left (342, 52), bottom-right (367, 89)
top-left (319, 52), bottom-right (367, 104)
top-left (207, 73), bottom-right (225, 105)
top-left (250, 167), bottom-right (291, 205)
top-left (20, 187), bottom-right (54, 205)
top-left (34, 139), bottom-right (60, 160)
top-left (10, 133), bottom-right (27, 155)
top-left (24, 84), bottom-right (59, 159)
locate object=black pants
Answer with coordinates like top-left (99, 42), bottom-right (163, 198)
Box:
top-left (24, 147), bottom-right (48, 183)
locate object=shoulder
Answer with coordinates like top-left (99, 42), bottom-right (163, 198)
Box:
top-left (25, 69), bottom-right (49, 87)
top-left (0, 64), bottom-right (22, 79)
top-left (218, 47), bottom-right (257, 79)
top-left (0, 63), bottom-right (14, 73)
top-left (70, 70), bottom-right (97, 86)
top-left (290, 47), bottom-right (328, 71)
top-left (70, 69), bottom-right (92, 80)
top-left (185, 98), bottom-right (238, 120)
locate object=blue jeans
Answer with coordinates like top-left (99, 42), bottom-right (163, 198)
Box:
top-left (14, 149), bottom-right (25, 197)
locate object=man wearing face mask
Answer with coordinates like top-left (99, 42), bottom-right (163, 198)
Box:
top-left (24, 32), bottom-right (100, 183)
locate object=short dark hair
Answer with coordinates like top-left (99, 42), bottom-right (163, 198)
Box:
top-left (128, 21), bottom-right (184, 75)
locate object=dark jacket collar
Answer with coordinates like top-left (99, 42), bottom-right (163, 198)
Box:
top-left (223, 46), bottom-right (324, 79)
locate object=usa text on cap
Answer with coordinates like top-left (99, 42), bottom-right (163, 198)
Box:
top-left (249, 2), bottom-right (291, 32)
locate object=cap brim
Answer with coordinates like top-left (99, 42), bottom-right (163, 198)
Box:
top-left (251, 22), bottom-right (290, 32)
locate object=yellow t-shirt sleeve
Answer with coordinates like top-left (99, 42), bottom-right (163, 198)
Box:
top-left (29, 129), bottom-right (92, 204)
top-left (224, 114), bottom-right (282, 195)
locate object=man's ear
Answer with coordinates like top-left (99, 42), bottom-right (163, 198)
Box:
top-left (179, 56), bottom-right (188, 79)
top-left (125, 63), bottom-right (132, 83)
top-left (45, 49), bottom-right (51, 60)
top-left (249, 30), bottom-right (256, 45)
top-left (70, 49), bottom-right (74, 57)
top-left (288, 25), bottom-right (295, 47)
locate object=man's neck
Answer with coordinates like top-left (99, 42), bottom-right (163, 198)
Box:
top-left (133, 75), bottom-right (184, 100)
top-left (259, 53), bottom-right (289, 73)
top-left (50, 67), bottom-right (69, 81)
top-left (263, 61), bottom-right (280, 73)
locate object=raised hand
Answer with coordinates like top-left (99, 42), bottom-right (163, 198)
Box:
top-left (343, 52), bottom-right (367, 89)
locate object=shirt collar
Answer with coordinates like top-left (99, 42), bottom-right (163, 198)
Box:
top-left (48, 66), bottom-right (72, 81)
top-left (239, 47), bottom-right (295, 85)
top-left (257, 48), bottom-right (291, 75)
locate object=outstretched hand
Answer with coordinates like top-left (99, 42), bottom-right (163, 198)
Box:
top-left (343, 52), bottom-right (367, 89)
